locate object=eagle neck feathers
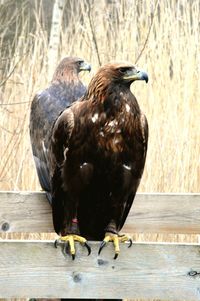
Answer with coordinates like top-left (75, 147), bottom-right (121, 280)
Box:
top-left (86, 80), bottom-right (141, 119)
top-left (51, 69), bottom-right (80, 85)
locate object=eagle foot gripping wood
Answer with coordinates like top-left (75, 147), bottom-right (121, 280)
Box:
top-left (54, 234), bottom-right (91, 260)
top-left (98, 233), bottom-right (132, 259)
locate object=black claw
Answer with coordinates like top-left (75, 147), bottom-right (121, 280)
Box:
top-left (84, 241), bottom-right (91, 256)
top-left (98, 241), bottom-right (107, 255)
top-left (128, 239), bottom-right (133, 248)
top-left (63, 241), bottom-right (70, 255)
top-left (72, 253), bottom-right (75, 260)
top-left (54, 239), bottom-right (58, 248)
top-left (114, 253), bottom-right (119, 260)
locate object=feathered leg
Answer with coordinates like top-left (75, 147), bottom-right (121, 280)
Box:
top-left (52, 168), bottom-right (91, 260)
top-left (54, 218), bottom-right (91, 260)
top-left (98, 220), bottom-right (132, 259)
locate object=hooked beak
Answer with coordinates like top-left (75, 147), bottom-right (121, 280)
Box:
top-left (123, 68), bottom-right (148, 83)
top-left (79, 61), bottom-right (91, 72)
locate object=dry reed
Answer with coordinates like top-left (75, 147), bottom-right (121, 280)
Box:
top-left (0, 1), bottom-right (199, 299)
top-left (0, 0), bottom-right (199, 193)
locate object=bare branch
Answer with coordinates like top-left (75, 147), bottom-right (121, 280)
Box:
top-left (0, 101), bottom-right (30, 106)
top-left (87, 1), bottom-right (101, 66)
top-left (135, 0), bottom-right (159, 64)
top-left (0, 51), bottom-right (29, 87)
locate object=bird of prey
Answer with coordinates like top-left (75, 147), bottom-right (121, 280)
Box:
top-left (49, 61), bottom-right (148, 260)
top-left (29, 57), bottom-right (91, 203)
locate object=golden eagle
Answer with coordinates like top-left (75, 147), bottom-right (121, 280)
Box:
top-left (50, 62), bottom-right (148, 259)
top-left (29, 57), bottom-right (91, 203)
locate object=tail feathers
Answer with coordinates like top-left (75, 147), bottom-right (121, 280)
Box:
top-left (34, 155), bottom-right (51, 196)
top-left (45, 191), bottom-right (52, 205)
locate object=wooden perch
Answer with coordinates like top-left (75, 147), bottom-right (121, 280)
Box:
top-left (0, 192), bottom-right (200, 299)
top-left (0, 240), bottom-right (200, 299)
top-left (0, 191), bottom-right (200, 234)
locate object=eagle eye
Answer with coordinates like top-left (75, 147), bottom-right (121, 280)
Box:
top-left (118, 67), bottom-right (131, 73)
top-left (77, 60), bottom-right (84, 66)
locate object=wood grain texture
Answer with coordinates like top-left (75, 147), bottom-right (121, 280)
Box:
top-left (0, 240), bottom-right (200, 299)
top-left (0, 191), bottom-right (200, 234)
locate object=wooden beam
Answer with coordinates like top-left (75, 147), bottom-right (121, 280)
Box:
top-left (0, 191), bottom-right (200, 234)
top-left (0, 191), bottom-right (53, 233)
top-left (0, 240), bottom-right (200, 299)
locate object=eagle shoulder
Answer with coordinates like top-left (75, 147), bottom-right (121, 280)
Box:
top-left (50, 108), bottom-right (74, 173)
top-left (139, 113), bottom-right (148, 143)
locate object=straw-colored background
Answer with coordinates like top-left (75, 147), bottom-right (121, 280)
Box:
top-left (0, 0), bottom-right (199, 193)
top-left (0, 0), bottom-right (200, 192)
top-left (0, 0), bottom-right (199, 300)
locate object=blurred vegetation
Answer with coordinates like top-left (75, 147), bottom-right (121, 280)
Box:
top-left (0, 3), bottom-right (199, 301)
top-left (0, 0), bottom-right (199, 192)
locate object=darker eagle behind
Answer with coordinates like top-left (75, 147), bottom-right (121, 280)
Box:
top-left (50, 62), bottom-right (149, 259)
top-left (29, 57), bottom-right (91, 203)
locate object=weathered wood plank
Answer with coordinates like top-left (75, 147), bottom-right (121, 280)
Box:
top-left (125, 193), bottom-right (200, 234)
top-left (0, 191), bottom-right (200, 234)
top-left (0, 191), bottom-right (53, 233)
top-left (0, 240), bottom-right (200, 299)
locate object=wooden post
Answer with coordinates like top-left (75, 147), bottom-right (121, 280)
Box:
top-left (0, 240), bottom-right (200, 299)
top-left (0, 192), bottom-right (200, 299)
top-left (0, 192), bottom-right (200, 234)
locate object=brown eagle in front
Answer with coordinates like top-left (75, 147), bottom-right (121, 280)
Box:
top-left (29, 57), bottom-right (91, 203)
top-left (50, 62), bottom-right (148, 259)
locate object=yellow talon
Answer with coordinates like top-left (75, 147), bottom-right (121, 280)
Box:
top-left (73, 235), bottom-right (87, 243)
top-left (113, 236), bottom-right (120, 254)
top-left (99, 232), bottom-right (132, 259)
top-left (103, 235), bottom-right (111, 243)
top-left (55, 234), bottom-right (91, 260)
top-left (119, 234), bottom-right (132, 243)
top-left (68, 235), bottom-right (75, 256)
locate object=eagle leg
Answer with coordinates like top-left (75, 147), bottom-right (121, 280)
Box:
top-left (54, 234), bottom-right (91, 260)
top-left (98, 232), bottom-right (132, 259)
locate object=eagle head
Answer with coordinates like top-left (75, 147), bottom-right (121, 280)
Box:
top-left (86, 62), bottom-right (148, 100)
top-left (51, 57), bottom-right (91, 84)
top-left (96, 62), bottom-right (148, 84)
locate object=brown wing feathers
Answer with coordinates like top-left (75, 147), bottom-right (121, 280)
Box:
top-left (29, 57), bottom-right (90, 203)
top-left (49, 62), bottom-right (148, 239)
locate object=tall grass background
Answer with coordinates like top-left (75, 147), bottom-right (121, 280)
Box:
top-left (0, 0), bottom-right (199, 300)
top-left (0, 0), bottom-right (199, 193)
